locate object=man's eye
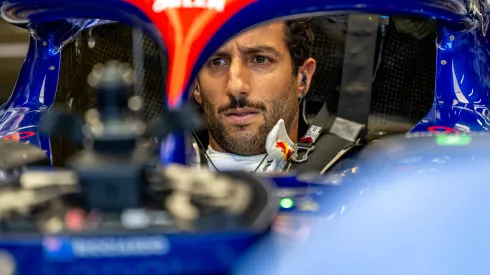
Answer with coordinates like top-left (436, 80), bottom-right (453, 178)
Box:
top-left (210, 58), bottom-right (227, 67)
top-left (251, 55), bottom-right (271, 64)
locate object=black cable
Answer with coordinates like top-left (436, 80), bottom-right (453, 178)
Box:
top-left (192, 132), bottom-right (220, 172)
top-left (253, 154), bottom-right (269, 173)
top-left (373, 16), bottom-right (389, 82)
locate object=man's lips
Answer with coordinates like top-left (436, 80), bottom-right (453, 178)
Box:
top-left (223, 108), bottom-right (260, 116)
top-left (223, 108), bottom-right (261, 125)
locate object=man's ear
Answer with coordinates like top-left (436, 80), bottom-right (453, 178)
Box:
top-left (192, 79), bottom-right (202, 105)
top-left (297, 57), bottom-right (317, 98)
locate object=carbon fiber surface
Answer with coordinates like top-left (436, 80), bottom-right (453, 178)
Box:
top-left (55, 23), bottom-right (166, 120)
top-left (51, 17), bottom-right (436, 164)
top-left (52, 23), bottom-right (166, 165)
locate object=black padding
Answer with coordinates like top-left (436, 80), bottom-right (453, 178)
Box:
top-left (337, 14), bottom-right (379, 125)
top-left (292, 134), bottom-right (354, 173)
top-left (0, 140), bottom-right (49, 170)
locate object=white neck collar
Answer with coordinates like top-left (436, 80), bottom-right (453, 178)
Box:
top-left (205, 119), bottom-right (295, 173)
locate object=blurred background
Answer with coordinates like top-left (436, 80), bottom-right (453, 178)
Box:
top-left (0, 19), bottom-right (29, 103)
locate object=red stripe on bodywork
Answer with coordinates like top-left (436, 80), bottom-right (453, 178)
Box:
top-left (124, 0), bottom-right (256, 108)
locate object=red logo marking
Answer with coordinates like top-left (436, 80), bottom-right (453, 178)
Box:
top-left (275, 141), bottom-right (292, 160)
top-left (3, 131), bottom-right (35, 141)
top-left (427, 126), bottom-right (461, 134)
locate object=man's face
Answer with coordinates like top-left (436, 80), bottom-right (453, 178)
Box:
top-left (195, 22), bottom-right (303, 156)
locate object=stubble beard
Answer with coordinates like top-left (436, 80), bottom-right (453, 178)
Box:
top-left (201, 81), bottom-right (298, 156)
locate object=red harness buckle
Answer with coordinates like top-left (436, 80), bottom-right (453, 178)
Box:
top-left (300, 137), bottom-right (313, 144)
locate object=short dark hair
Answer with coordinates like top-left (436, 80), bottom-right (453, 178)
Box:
top-left (284, 18), bottom-right (315, 74)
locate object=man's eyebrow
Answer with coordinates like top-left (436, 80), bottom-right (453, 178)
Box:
top-left (210, 45), bottom-right (282, 58)
top-left (239, 45), bottom-right (281, 57)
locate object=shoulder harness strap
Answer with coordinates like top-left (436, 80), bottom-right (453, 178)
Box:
top-left (291, 14), bottom-right (381, 174)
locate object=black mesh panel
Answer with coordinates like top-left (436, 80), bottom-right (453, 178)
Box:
top-left (371, 18), bottom-right (436, 120)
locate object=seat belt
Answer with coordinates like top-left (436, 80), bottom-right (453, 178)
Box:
top-left (291, 14), bottom-right (380, 174)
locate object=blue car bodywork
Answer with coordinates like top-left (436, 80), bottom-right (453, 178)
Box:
top-left (0, 0), bottom-right (488, 274)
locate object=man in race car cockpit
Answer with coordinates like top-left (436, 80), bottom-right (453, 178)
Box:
top-left (192, 18), bottom-right (317, 173)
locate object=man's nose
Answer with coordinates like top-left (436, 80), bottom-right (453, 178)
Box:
top-left (226, 61), bottom-right (251, 98)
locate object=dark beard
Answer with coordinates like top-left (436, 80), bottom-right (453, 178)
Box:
top-left (201, 83), bottom-right (298, 156)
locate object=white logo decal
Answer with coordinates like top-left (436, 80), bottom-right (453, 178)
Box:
top-left (153, 0), bottom-right (226, 13)
top-left (72, 236), bottom-right (169, 257)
